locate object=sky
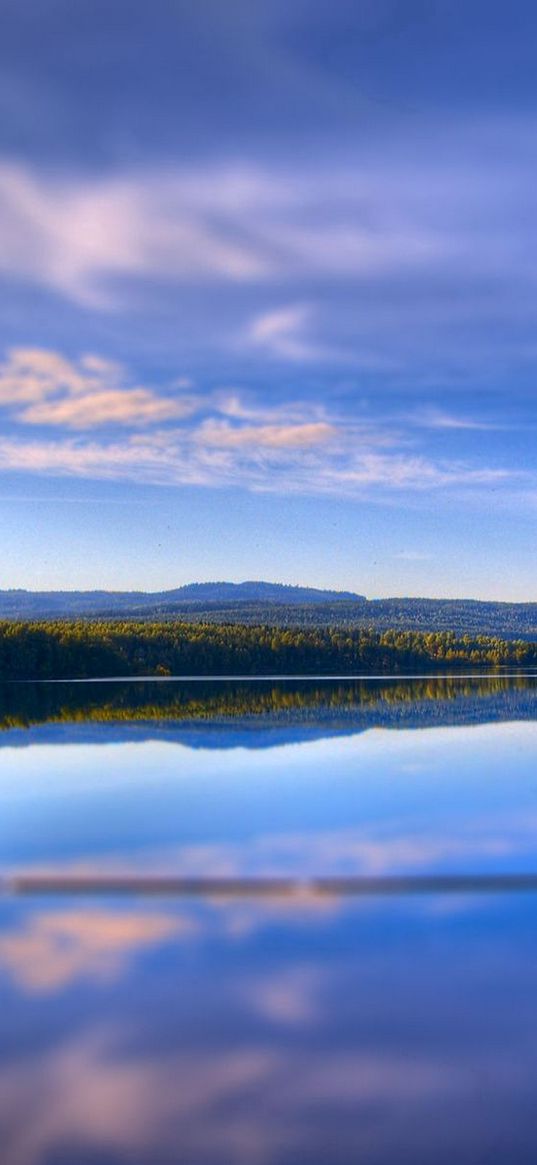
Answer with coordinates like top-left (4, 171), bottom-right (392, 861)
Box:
top-left (0, 0), bottom-right (536, 599)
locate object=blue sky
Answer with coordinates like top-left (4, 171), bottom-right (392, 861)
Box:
top-left (0, 0), bottom-right (536, 598)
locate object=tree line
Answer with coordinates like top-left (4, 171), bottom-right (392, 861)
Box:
top-left (0, 620), bottom-right (536, 680)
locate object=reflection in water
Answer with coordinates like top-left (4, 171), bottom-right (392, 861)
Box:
top-left (2, 676), bottom-right (537, 1163)
top-left (0, 672), bottom-right (537, 745)
top-left (3, 893), bottom-right (537, 1164)
top-left (0, 907), bottom-right (188, 992)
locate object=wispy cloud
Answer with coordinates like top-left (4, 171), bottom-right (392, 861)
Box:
top-left (245, 304), bottom-right (325, 361)
top-left (410, 407), bottom-right (514, 432)
top-left (0, 346), bottom-right (525, 501)
top-left (0, 138), bottom-right (536, 400)
top-left (0, 421), bottom-right (516, 498)
top-left (20, 389), bottom-right (186, 429)
top-left (0, 164), bottom-right (273, 307)
top-left (0, 159), bottom-right (447, 307)
top-left (196, 418), bottom-right (336, 450)
top-left (0, 134), bottom-right (531, 315)
top-left (0, 348), bottom-right (197, 429)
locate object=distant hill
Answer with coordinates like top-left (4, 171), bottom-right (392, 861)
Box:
top-left (153, 581), bottom-right (364, 605)
top-left (0, 582), bottom-right (537, 639)
top-left (0, 581), bottom-right (364, 619)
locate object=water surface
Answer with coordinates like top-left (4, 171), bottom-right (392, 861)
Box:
top-left (2, 675), bottom-right (537, 1164)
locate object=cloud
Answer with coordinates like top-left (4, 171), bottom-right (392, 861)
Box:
top-left (20, 388), bottom-right (188, 428)
top-left (0, 163), bottom-right (272, 307)
top-left (0, 345), bottom-right (525, 500)
top-left (0, 141), bottom-right (536, 387)
top-left (0, 347), bottom-right (197, 429)
top-left (0, 160), bottom-right (446, 308)
top-left (245, 304), bottom-right (325, 361)
top-left (0, 120), bottom-right (536, 399)
top-left (0, 135), bottom-right (526, 311)
top-left (196, 418), bottom-right (336, 449)
top-left (410, 407), bottom-right (512, 432)
top-left (0, 428), bottom-right (515, 497)
top-left (213, 390), bottom-right (332, 426)
top-left (0, 348), bottom-right (122, 403)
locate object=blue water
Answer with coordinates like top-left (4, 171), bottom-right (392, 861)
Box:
top-left (1, 676), bottom-right (537, 1164)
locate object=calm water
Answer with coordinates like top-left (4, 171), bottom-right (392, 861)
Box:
top-left (2, 675), bottom-right (537, 1164)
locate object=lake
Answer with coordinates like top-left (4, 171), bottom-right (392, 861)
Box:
top-left (2, 674), bottom-right (537, 1164)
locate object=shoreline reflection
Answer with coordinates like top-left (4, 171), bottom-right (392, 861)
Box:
top-left (0, 674), bottom-right (536, 747)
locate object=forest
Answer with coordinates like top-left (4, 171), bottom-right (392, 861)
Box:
top-left (1, 589), bottom-right (537, 640)
top-left (0, 620), bottom-right (536, 680)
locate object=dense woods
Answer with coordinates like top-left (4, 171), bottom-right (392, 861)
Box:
top-left (0, 620), bottom-right (536, 680)
top-left (1, 589), bottom-right (537, 640)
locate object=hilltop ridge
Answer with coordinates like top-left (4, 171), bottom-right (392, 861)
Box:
top-left (0, 580), bottom-right (364, 618)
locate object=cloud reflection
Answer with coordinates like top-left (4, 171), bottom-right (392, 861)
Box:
top-left (0, 908), bottom-right (189, 993)
top-left (1, 1021), bottom-right (530, 1165)
top-left (11, 816), bottom-right (531, 883)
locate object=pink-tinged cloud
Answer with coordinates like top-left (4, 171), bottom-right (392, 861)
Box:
top-left (196, 419), bottom-right (336, 449)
